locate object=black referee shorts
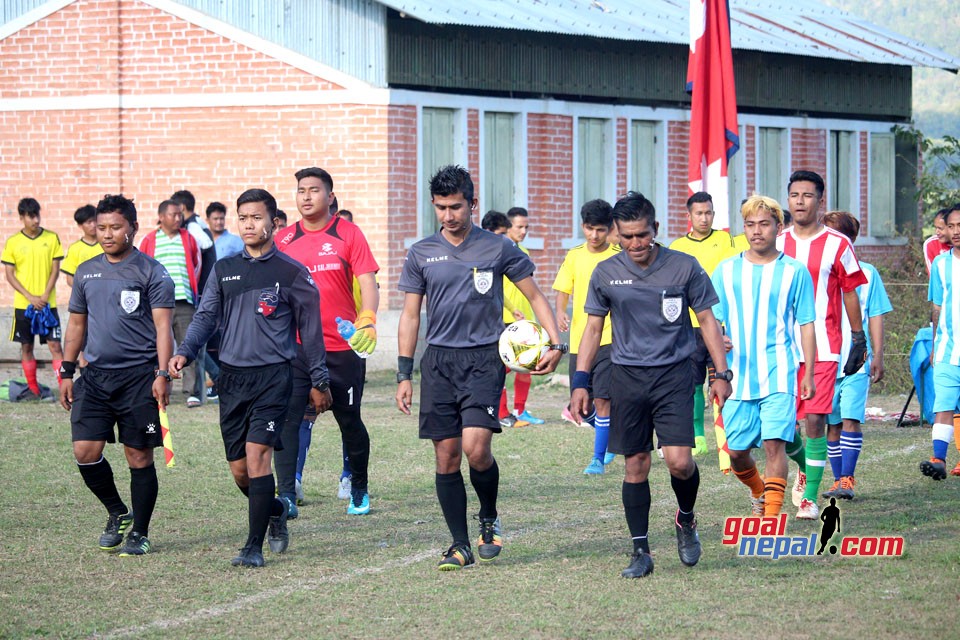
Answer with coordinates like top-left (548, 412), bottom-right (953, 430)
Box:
top-left (218, 362), bottom-right (292, 461)
top-left (419, 344), bottom-right (505, 440)
top-left (71, 362), bottom-right (162, 449)
top-left (609, 359), bottom-right (694, 455)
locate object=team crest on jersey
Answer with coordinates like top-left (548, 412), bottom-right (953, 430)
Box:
top-left (473, 269), bottom-right (493, 295)
top-left (257, 284), bottom-right (280, 317)
top-left (120, 290), bottom-right (140, 314)
top-left (661, 296), bottom-right (682, 323)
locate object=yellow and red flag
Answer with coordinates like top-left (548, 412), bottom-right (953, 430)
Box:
top-left (159, 408), bottom-right (175, 468)
top-left (712, 398), bottom-right (732, 474)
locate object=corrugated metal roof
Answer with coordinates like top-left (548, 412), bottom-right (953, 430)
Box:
top-left (378, 0), bottom-right (960, 72)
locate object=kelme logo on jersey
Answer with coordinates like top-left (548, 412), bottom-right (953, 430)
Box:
top-left (257, 284), bottom-right (280, 317)
top-left (723, 503), bottom-right (903, 559)
top-left (473, 268), bottom-right (493, 295)
top-left (120, 290), bottom-right (140, 314)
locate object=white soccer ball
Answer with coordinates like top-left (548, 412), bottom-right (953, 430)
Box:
top-left (499, 320), bottom-right (550, 373)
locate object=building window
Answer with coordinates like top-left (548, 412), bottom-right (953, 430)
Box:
top-left (483, 112), bottom-right (519, 213)
top-left (829, 131), bottom-right (857, 213)
top-left (870, 132), bottom-right (896, 237)
top-left (758, 127), bottom-right (788, 203)
top-left (576, 117), bottom-right (614, 236)
top-left (630, 120), bottom-right (659, 208)
top-left (420, 107), bottom-right (458, 236)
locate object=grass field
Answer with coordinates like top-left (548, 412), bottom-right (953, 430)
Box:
top-left (1, 372), bottom-right (958, 639)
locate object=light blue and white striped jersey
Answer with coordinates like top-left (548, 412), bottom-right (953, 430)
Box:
top-left (712, 252), bottom-right (816, 400)
top-left (929, 250), bottom-right (960, 365)
top-left (837, 262), bottom-right (893, 378)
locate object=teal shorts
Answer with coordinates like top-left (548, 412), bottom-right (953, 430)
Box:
top-left (827, 373), bottom-right (869, 424)
top-left (722, 393), bottom-right (797, 451)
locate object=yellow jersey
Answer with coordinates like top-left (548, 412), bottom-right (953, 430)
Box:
top-left (61, 239), bottom-right (103, 277)
top-left (503, 243), bottom-right (535, 324)
top-left (669, 229), bottom-right (734, 327)
top-left (1, 228), bottom-right (63, 309)
top-left (552, 242), bottom-right (620, 353)
top-left (731, 233), bottom-right (750, 253)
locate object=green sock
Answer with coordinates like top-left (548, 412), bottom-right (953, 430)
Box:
top-left (693, 385), bottom-right (705, 439)
top-left (803, 436), bottom-right (827, 502)
top-left (785, 429), bottom-right (806, 468)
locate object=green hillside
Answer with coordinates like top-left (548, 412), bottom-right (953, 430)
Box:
top-left (820, 0), bottom-right (960, 138)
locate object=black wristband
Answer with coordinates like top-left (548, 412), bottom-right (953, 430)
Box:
top-left (398, 356), bottom-right (414, 376)
top-left (571, 370), bottom-right (590, 390)
top-left (59, 361), bottom-right (77, 380)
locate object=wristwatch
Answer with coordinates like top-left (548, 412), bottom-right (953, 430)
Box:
top-left (715, 369), bottom-right (734, 382)
top-left (549, 343), bottom-right (569, 354)
top-left (396, 372), bottom-right (412, 383)
top-left (314, 380), bottom-right (330, 393)
top-left (155, 369), bottom-right (171, 381)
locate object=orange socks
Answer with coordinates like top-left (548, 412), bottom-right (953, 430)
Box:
top-left (764, 477), bottom-right (786, 516)
top-left (733, 466), bottom-right (764, 498)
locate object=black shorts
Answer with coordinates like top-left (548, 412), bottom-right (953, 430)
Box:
top-left (567, 345), bottom-right (612, 400)
top-left (71, 362), bottom-right (162, 449)
top-left (10, 308), bottom-right (61, 344)
top-left (609, 360), bottom-right (694, 455)
top-left (218, 362), bottom-right (292, 461)
top-left (688, 328), bottom-right (713, 386)
top-left (419, 344), bottom-right (505, 440)
top-left (291, 348), bottom-right (366, 414)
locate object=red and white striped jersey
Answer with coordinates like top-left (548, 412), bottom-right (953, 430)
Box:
top-left (777, 225), bottom-right (867, 362)
top-left (924, 234), bottom-right (951, 275)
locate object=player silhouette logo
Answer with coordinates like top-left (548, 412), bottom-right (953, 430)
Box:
top-left (817, 497), bottom-right (842, 555)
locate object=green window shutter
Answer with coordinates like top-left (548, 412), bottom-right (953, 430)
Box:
top-left (484, 112), bottom-right (517, 213)
top-left (870, 132), bottom-right (896, 237)
top-left (421, 107), bottom-right (456, 236)
top-left (631, 120), bottom-right (658, 205)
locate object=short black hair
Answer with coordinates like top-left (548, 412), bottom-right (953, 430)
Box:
top-left (686, 191), bottom-right (713, 211)
top-left (171, 190), bottom-right (196, 213)
top-left (506, 206), bottom-right (528, 220)
top-left (205, 201), bottom-right (226, 217)
top-left (275, 209), bottom-right (288, 224)
top-left (74, 204), bottom-right (96, 225)
top-left (17, 198), bottom-right (40, 217)
top-left (612, 191), bottom-right (656, 227)
top-left (946, 203), bottom-right (960, 220)
top-left (236, 188), bottom-right (278, 219)
top-left (158, 199), bottom-right (178, 215)
top-left (331, 195), bottom-right (339, 215)
top-left (96, 194), bottom-right (137, 224)
top-left (295, 167), bottom-right (334, 192)
top-left (788, 170), bottom-right (825, 200)
top-left (338, 210), bottom-right (353, 222)
top-left (481, 210), bottom-right (509, 232)
top-left (935, 207), bottom-right (950, 222)
top-left (429, 165), bottom-right (474, 204)
top-left (580, 199), bottom-right (612, 227)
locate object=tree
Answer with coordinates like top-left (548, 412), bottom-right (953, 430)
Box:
top-left (895, 125), bottom-right (960, 215)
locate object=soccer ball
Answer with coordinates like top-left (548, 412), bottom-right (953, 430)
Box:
top-left (499, 320), bottom-right (550, 373)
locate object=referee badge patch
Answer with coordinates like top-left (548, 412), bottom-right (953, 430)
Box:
top-left (257, 285), bottom-right (279, 317)
top-left (661, 294), bottom-right (682, 323)
top-left (473, 268), bottom-right (493, 295)
top-left (120, 290), bottom-right (140, 314)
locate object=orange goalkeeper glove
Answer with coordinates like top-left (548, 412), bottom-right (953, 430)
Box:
top-left (350, 310), bottom-right (377, 355)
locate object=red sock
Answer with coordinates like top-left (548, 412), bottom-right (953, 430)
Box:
top-left (499, 387), bottom-right (509, 419)
top-left (52, 359), bottom-right (63, 385)
top-left (22, 359), bottom-right (40, 394)
top-left (514, 373), bottom-right (531, 413)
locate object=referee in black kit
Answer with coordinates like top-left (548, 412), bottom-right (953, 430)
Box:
top-left (59, 194), bottom-right (175, 557)
top-left (571, 191), bottom-right (732, 579)
top-left (396, 166), bottom-right (564, 571)
top-left (170, 189), bottom-right (332, 568)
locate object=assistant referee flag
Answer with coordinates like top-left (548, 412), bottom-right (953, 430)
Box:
top-left (687, 0), bottom-right (740, 230)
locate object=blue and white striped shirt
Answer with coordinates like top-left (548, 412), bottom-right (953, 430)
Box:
top-left (712, 252), bottom-right (816, 400)
top-left (929, 250), bottom-right (960, 365)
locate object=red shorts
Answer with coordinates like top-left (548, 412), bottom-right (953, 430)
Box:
top-left (796, 361), bottom-right (839, 420)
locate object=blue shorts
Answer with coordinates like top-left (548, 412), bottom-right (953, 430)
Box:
top-left (722, 393), bottom-right (797, 451)
top-left (932, 362), bottom-right (960, 413)
top-left (827, 373), bottom-right (870, 424)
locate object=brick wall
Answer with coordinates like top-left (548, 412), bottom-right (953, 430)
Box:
top-left (526, 113), bottom-right (573, 289)
top-left (385, 105), bottom-right (417, 309)
top-left (666, 121), bottom-right (691, 238)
